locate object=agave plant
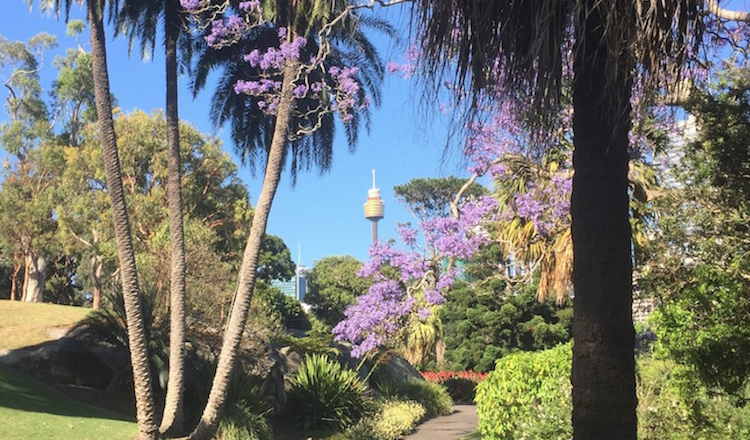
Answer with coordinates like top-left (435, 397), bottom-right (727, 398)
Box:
top-left (286, 353), bottom-right (368, 431)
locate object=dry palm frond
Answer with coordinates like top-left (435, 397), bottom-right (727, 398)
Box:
top-left (413, 0), bottom-right (704, 131)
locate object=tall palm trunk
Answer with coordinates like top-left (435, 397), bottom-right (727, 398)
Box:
top-left (187, 59), bottom-right (299, 440)
top-left (570, 3), bottom-right (637, 440)
top-left (87, 1), bottom-right (159, 439)
top-left (160, 0), bottom-right (187, 433)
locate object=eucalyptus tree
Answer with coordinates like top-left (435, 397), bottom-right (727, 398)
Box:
top-left (411, 1), bottom-right (748, 439)
top-left (0, 32), bottom-right (56, 302)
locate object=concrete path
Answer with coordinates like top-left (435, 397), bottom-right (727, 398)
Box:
top-left (405, 405), bottom-right (478, 440)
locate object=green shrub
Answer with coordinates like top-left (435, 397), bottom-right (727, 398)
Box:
top-left (214, 368), bottom-right (273, 440)
top-left (352, 399), bottom-right (426, 440)
top-left (375, 378), bottom-right (452, 419)
top-left (216, 403), bottom-right (273, 440)
top-left (638, 356), bottom-right (750, 440)
top-left (475, 343), bottom-right (572, 440)
top-left (286, 353), bottom-right (368, 431)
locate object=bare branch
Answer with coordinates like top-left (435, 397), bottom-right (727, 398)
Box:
top-left (705, 0), bottom-right (750, 22)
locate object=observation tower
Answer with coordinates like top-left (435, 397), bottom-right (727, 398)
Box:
top-left (364, 169), bottom-right (385, 244)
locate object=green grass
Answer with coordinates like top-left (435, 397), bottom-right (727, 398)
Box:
top-left (0, 301), bottom-right (91, 350)
top-left (0, 365), bottom-right (137, 440)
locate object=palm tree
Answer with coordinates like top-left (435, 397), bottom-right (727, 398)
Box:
top-left (115, 0), bottom-right (192, 432)
top-left (186, 2), bottom-right (389, 438)
top-left (83, 0), bottom-right (159, 438)
top-left (412, 1), bottom-right (709, 439)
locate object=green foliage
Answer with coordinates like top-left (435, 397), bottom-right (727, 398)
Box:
top-left (652, 263), bottom-right (750, 398)
top-left (475, 343), bottom-right (572, 440)
top-left (286, 354), bottom-right (368, 431)
top-left (642, 65), bottom-right (750, 400)
top-left (215, 373), bottom-right (273, 440)
top-left (442, 377), bottom-right (480, 404)
top-left (306, 255), bottom-right (370, 327)
top-left (272, 333), bottom-right (338, 357)
top-left (441, 280), bottom-right (572, 372)
top-left (637, 357), bottom-right (750, 440)
top-left (255, 283), bottom-right (311, 330)
top-left (393, 176), bottom-right (486, 222)
top-left (375, 378), bottom-right (452, 419)
top-left (68, 286), bottom-right (171, 389)
top-left (351, 399), bottom-right (426, 440)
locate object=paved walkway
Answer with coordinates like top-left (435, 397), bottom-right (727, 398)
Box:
top-left (405, 405), bottom-right (478, 440)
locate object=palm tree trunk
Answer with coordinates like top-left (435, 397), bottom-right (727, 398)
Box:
top-left (160, 0), bottom-right (187, 434)
top-left (187, 59), bottom-right (299, 440)
top-left (570, 3), bottom-right (637, 440)
top-left (87, 1), bottom-right (159, 439)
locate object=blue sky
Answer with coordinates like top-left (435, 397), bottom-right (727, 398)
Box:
top-left (0, 2), bottom-right (473, 267)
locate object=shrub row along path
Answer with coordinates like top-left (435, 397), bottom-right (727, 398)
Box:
top-left (405, 405), bottom-right (478, 440)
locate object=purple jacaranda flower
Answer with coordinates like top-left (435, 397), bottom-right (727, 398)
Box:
top-left (180, 0), bottom-right (200, 9)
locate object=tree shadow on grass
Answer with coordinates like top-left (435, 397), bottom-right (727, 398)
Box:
top-left (0, 364), bottom-right (134, 423)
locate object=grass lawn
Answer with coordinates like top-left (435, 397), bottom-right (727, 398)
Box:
top-left (0, 301), bottom-right (92, 350)
top-left (0, 365), bottom-right (137, 440)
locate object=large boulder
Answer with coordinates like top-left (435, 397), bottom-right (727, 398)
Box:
top-left (0, 337), bottom-right (116, 389)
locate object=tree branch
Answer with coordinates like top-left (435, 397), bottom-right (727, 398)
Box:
top-left (705, 0), bottom-right (750, 22)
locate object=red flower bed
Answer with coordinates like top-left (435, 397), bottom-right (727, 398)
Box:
top-left (420, 371), bottom-right (488, 403)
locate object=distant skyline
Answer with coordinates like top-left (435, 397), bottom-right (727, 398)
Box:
top-left (0, 2), bottom-right (475, 268)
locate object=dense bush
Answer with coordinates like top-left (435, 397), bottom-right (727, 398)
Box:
top-left (474, 344), bottom-right (750, 440)
top-left (215, 371), bottom-right (273, 440)
top-left (475, 343), bottom-right (572, 440)
top-left (286, 354), bottom-right (368, 431)
top-left (638, 357), bottom-right (750, 440)
top-left (441, 279), bottom-right (572, 372)
top-left (421, 371), bottom-right (488, 403)
top-left (351, 399), bottom-right (426, 440)
top-left (375, 378), bottom-right (452, 419)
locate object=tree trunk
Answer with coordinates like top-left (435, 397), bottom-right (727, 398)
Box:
top-left (23, 254), bottom-right (46, 303)
top-left (10, 259), bottom-right (22, 301)
top-left (187, 59), bottom-right (299, 440)
top-left (91, 254), bottom-right (103, 310)
top-left (571, 3), bottom-right (637, 440)
top-left (88, 1), bottom-right (158, 439)
top-left (160, 0), bottom-right (188, 434)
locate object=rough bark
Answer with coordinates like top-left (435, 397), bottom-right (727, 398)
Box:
top-left (87, 1), bottom-right (159, 439)
top-left (23, 254), bottom-right (46, 303)
top-left (571, 3), bottom-right (637, 440)
top-left (186, 59), bottom-right (299, 440)
top-left (160, 0), bottom-right (187, 434)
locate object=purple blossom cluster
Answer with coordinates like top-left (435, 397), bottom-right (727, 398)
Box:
top-left (238, 0), bottom-right (260, 12)
top-left (180, 0), bottom-right (200, 10)
top-left (333, 280), bottom-right (416, 358)
top-left (504, 176), bottom-right (571, 237)
top-left (205, 16), bottom-right (248, 48)
top-left (329, 66), bottom-right (364, 122)
top-left (334, 196), bottom-right (497, 358)
top-left (224, 19), bottom-right (364, 122)
top-left (385, 43), bottom-right (420, 78)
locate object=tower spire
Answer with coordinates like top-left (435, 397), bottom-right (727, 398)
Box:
top-left (364, 169), bottom-right (385, 244)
